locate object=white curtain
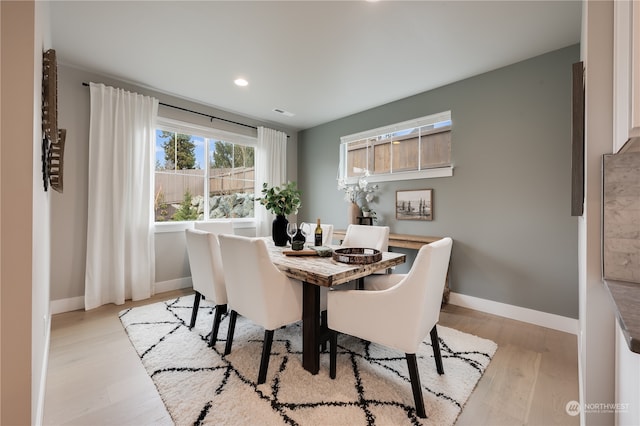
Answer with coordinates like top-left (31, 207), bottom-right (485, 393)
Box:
top-left (255, 126), bottom-right (287, 237)
top-left (85, 83), bottom-right (159, 310)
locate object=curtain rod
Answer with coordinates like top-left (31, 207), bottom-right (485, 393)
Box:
top-left (81, 82), bottom-right (261, 132)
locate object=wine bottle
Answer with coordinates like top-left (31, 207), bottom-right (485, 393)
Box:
top-left (314, 218), bottom-right (323, 246)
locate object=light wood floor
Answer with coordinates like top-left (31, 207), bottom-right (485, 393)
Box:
top-left (43, 289), bottom-right (579, 425)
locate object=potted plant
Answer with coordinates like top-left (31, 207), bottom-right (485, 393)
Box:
top-left (361, 206), bottom-right (378, 223)
top-left (257, 181), bottom-right (302, 246)
top-left (337, 169), bottom-right (379, 224)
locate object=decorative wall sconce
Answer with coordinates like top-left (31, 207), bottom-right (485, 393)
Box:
top-left (42, 49), bottom-right (66, 192)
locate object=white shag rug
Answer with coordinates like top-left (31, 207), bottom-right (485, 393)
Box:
top-left (119, 294), bottom-right (497, 426)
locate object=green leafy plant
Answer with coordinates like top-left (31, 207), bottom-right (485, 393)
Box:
top-left (257, 181), bottom-right (302, 216)
top-left (361, 205), bottom-right (378, 223)
top-left (172, 189), bottom-right (199, 221)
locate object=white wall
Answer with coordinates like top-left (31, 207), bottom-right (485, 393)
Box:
top-left (52, 64), bottom-right (299, 306)
top-left (579, 0), bottom-right (616, 424)
top-left (32, 2), bottom-right (52, 423)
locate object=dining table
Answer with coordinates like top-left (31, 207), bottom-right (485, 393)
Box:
top-left (265, 240), bottom-right (406, 375)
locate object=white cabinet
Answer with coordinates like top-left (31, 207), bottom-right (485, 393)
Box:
top-left (615, 321), bottom-right (640, 425)
top-left (614, 0), bottom-right (640, 152)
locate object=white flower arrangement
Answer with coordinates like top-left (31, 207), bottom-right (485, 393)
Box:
top-left (337, 169), bottom-right (379, 210)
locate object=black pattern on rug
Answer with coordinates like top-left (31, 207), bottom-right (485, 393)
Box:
top-left (119, 295), bottom-right (497, 426)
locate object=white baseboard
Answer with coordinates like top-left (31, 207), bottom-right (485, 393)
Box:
top-left (577, 328), bottom-right (585, 426)
top-left (52, 283), bottom-right (576, 336)
top-left (50, 296), bottom-right (85, 315)
top-left (50, 278), bottom-right (193, 315)
top-left (35, 314), bottom-right (51, 426)
top-left (449, 292), bottom-right (579, 335)
top-left (154, 277), bottom-right (192, 294)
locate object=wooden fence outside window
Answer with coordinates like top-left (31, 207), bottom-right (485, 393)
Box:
top-left (155, 167), bottom-right (254, 205)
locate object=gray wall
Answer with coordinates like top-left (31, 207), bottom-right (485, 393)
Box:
top-left (53, 46), bottom-right (579, 319)
top-left (52, 64), bottom-right (298, 302)
top-left (297, 45), bottom-right (580, 318)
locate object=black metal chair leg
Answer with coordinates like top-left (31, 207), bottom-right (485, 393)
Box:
top-left (321, 310), bottom-right (328, 351)
top-left (189, 292), bottom-right (202, 329)
top-left (209, 304), bottom-right (227, 347)
top-left (258, 330), bottom-right (274, 384)
top-left (329, 330), bottom-right (337, 379)
top-left (224, 310), bottom-right (238, 356)
top-left (406, 353), bottom-right (426, 419)
top-left (430, 325), bottom-right (444, 375)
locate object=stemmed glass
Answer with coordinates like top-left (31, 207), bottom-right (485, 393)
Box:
top-left (286, 222), bottom-right (298, 246)
top-left (299, 222), bottom-right (310, 241)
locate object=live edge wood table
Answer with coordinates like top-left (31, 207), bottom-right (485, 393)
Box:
top-left (267, 242), bottom-right (406, 375)
top-left (332, 231), bottom-right (451, 304)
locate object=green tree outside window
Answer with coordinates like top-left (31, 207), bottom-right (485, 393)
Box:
top-left (161, 132), bottom-right (197, 170)
top-left (211, 141), bottom-right (254, 168)
top-left (172, 189), bottom-right (199, 221)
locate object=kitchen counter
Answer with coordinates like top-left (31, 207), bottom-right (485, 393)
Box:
top-left (605, 279), bottom-right (640, 353)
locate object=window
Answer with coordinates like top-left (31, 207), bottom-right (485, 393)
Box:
top-left (154, 118), bottom-right (256, 222)
top-left (339, 111), bottom-right (452, 183)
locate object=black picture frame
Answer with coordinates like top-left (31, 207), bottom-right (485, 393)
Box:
top-left (571, 61), bottom-right (585, 216)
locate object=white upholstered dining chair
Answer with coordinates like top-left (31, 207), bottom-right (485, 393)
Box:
top-left (218, 234), bottom-right (303, 384)
top-left (340, 224), bottom-right (389, 251)
top-left (340, 224), bottom-right (391, 288)
top-left (185, 226), bottom-right (232, 347)
top-left (303, 223), bottom-right (335, 246)
top-left (327, 237), bottom-right (453, 418)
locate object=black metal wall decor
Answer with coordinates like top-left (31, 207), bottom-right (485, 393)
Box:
top-left (42, 49), bottom-right (65, 192)
top-left (571, 61), bottom-right (585, 216)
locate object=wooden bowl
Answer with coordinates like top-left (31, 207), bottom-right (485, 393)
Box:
top-left (332, 247), bottom-right (382, 264)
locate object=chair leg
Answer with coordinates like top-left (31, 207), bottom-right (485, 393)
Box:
top-left (209, 304), bottom-right (227, 347)
top-left (329, 330), bottom-right (337, 379)
top-left (406, 353), bottom-right (426, 419)
top-left (258, 329), bottom-right (274, 384)
top-left (224, 310), bottom-right (237, 356)
top-left (189, 292), bottom-right (202, 329)
top-left (321, 310), bottom-right (328, 351)
top-left (430, 325), bottom-right (444, 375)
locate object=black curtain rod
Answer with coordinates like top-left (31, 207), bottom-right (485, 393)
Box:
top-left (81, 82), bottom-right (260, 132)
top-left (159, 102), bottom-right (259, 131)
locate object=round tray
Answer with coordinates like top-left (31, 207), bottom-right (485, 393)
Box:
top-left (332, 247), bottom-right (382, 264)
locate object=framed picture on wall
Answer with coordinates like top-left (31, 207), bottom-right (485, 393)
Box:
top-left (396, 189), bottom-right (433, 221)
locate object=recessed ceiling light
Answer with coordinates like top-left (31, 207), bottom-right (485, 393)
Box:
top-left (234, 78), bottom-right (248, 87)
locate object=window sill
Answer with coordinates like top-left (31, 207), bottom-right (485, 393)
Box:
top-left (343, 166), bottom-right (453, 185)
top-left (154, 221), bottom-right (192, 234)
top-left (154, 219), bottom-right (256, 233)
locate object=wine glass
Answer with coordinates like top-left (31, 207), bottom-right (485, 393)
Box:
top-left (286, 222), bottom-right (298, 245)
top-left (299, 222), bottom-right (310, 241)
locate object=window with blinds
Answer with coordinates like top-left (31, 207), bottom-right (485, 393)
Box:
top-left (339, 111), bottom-right (453, 183)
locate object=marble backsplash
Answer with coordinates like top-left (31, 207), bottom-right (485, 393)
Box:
top-left (603, 139), bottom-right (640, 283)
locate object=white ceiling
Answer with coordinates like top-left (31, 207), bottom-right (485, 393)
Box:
top-left (50, 1), bottom-right (582, 131)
